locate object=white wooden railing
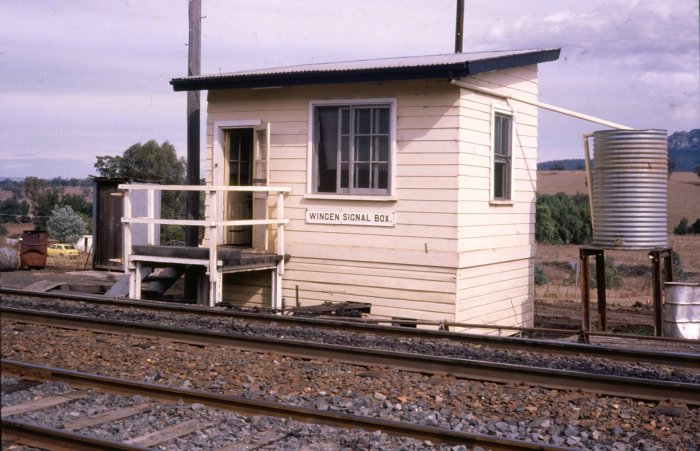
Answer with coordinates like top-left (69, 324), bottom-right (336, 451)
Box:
top-left (119, 183), bottom-right (291, 307)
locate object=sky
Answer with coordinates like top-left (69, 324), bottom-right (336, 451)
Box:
top-left (1, 0), bottom-right (698, 179)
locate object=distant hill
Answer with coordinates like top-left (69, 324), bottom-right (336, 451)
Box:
top-left (539, 129), bottom-right (700, 172)
top-left (538, 159), bottom-right (588, 171)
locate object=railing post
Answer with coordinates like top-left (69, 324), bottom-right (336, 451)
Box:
top-left (208, 188), bottom-right (220, 307)
top-left (123, 187), bottom-right (132, 274)
top-left (272, 190), bottom-right (285, 312)
top-left (146, 188), bottom-right (155, 245)
top-left (276, 191), bottom-right (285, 275)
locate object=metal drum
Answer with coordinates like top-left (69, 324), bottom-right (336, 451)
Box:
top-left (663, 282), bottom-right (700, 339)
top-left (591, 129), bottom-right (668, 249)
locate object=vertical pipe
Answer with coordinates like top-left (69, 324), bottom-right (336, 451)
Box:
top-left (185, 0), bottom-right (202, 299)
top-left (580, 249), bottom-right (591, 332)
top-left (454, 0), bottom-right (464, 53)
top-left (595, 251), bottom-right (607, 331)
top-left (651, 251), bottom-right (663, 336)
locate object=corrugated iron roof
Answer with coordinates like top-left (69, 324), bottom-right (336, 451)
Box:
top-left (171, 48), bottom-right (560, 91)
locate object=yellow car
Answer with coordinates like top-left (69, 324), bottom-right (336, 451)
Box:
top-left (47, 243), bottom-right (80, 257)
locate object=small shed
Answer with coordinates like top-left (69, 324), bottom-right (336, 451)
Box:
top-left (169, 49), bottom-right (560, 329)
top-left (92, 177), bottom-right (160, 271)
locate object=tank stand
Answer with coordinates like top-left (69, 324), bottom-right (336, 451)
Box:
top-left (579, 247), bottom-right (673, 336)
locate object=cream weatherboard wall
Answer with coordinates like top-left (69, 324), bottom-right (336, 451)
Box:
top-left (454, 65), bottom-right (539, 329)
top-left (203, 65), bottom-right (538, 329)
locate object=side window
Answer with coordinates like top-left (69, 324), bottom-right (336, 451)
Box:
top-left (313, 103), bottom-right (392, 195)
top-left (493, 112), bottom-right (512, 200)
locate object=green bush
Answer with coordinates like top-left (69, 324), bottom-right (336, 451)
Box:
top-left (534, 265), bottom-right (548, 286)
top-left (673, 217), bottom-right (689, 235)
top-left (535, 193), bottom-right (591, 244)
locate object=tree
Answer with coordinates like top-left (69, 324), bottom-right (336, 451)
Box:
top-left (32, 189), bottom-right (60, 231)
top-left (23, 176), bottom-right (47, 216)
top-left (95, 140), bottom-right (185, 184)
top-left (95, 140), bottom-right (187, 244)
top-left (0, 195), bottom-right (30, 223)
top-left (61, 193), bottom-right (92, 216)
top-left (47, 205), bottom-right (87, 244)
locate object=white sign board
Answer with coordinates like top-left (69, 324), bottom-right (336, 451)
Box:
top-left (306, 209), bottom-right (395, 227)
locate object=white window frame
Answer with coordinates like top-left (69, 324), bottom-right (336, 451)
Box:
top-left (306, 98), bottom-right (397, 201)
top-left (490, 105), bottom-right (515, 205)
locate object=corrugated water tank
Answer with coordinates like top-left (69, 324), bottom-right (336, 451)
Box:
top-left (591, 129), bottom-right (668, 249)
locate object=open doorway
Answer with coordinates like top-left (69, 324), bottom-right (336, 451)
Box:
top-left (225, 128), bottom-right (253, 245)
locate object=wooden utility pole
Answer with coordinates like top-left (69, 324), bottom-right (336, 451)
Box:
top-left (455, 0), bottom-right (464, 53)
top-left (185, 0), bottom-right (201, 300)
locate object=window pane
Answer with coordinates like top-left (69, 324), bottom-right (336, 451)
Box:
top-left (494, 162), bottom-right (507, 198)
top-left (373, 136), bottom-right (389, 161)
top-left (375, 108), bottom-right (390, 134)
top-left (341, 108), bottom-right (350, 135)
top-left (354, 163), bottom-right (370, 188)
top-left (240, 160), bottom-right (250, 185)
top-left (355, 136), bottom-right (371, 161)
top-left (500, 117), bottom-right (511, 156)
top-left (373, 163), bottom-right (388, 189)
top-left (341, 136), bottom-right (349, 162)
top-left (317, 107), bottom-right (339, 192)
top-left (355, 108), bottom-right (371, 134)
top-left (340, 162), bottom-right (349, 189)
top-left (230, 136), bottom-right (240, 161)
top-left (495, 114), bottom-right (511, 156)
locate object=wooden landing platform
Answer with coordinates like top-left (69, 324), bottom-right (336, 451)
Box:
top-left (132, 245), bottom-right (282, 273)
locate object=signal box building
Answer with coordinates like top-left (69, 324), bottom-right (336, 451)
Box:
top-left (165, 48), bottom-right (560, 329)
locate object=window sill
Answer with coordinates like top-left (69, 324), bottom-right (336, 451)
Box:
top-left (489, 200), bottom-right (514, 206)
top-left (304, 193), bottom-right (398, 202)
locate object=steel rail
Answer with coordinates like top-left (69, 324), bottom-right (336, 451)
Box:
top-left (1, 418), bottom-right (151, 451)
top-left (3, 307), bottom-right (698, 405)
top-left (1, 360), bottom-right (575, 451)
top-left (2, 287), bottom-right (698, 369)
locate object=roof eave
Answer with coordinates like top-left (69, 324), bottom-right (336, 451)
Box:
top-left (170, 48), bottom-right (560, 92)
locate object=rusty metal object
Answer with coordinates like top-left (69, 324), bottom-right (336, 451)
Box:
top-left (19, 231), bottom-right (47, 269)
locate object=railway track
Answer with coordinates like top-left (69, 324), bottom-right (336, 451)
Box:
top-left (2, 360), bottom-right (574, 450)
top-left (2, 306), bottom-right (698, 405)
top-left (2, 287), bottom-right (699, 368)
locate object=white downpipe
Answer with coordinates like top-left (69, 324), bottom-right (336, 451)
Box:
top-left (450, 80), bottom-right (633, 130)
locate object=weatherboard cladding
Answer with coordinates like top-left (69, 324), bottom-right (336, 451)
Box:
top-left (170, 48), bottom-right (560, 91)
